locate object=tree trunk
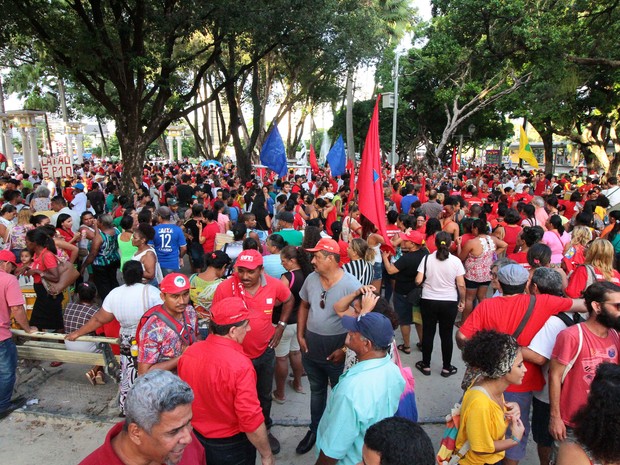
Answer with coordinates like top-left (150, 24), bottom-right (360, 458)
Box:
top-left (345, 69), bottom-right (355, 160)
top-left (118, 132), bottom-right (147, 194)
top-left (608, 152), bottom-right (620, 178)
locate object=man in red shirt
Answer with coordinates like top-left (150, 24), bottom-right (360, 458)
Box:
top-left (78, 370), bottom-right (205, 465)
top-left (212, 249), bottom-right (293, 455)
top-left (178, 297), bottom-right (274, 465)
top-left (456, 264), bottom-right (585, 465)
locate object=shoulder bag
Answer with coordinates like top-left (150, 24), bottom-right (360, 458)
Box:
top-left (41, 251), bottom-right (81, 296)
top-left (406, 255), bottom-right (427, 305)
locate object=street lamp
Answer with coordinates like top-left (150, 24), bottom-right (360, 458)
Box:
top-left (457, 124), bottom-right (476, 168)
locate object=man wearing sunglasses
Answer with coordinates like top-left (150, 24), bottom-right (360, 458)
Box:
top-left (296, 238), bottom-right (362, 455)
top-left (548, 281), bottom-right (620, 447)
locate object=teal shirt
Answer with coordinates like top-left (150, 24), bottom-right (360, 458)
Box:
top-left (316, 354), bottom-right (405, 465)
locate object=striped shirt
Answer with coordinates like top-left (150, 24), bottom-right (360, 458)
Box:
top-left (342, 259), bottom-right (374, 286)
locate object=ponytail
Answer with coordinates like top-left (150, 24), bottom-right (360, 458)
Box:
top-left (435, 231), bottom-right (452, 261)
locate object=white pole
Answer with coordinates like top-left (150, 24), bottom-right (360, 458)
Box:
top-left (390, 53), bottom-right (400, 179)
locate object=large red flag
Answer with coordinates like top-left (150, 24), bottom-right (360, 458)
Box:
top-left (358, 96), bottom-right (393, 253)
top-left (309, 145), bottom-right (319, 174)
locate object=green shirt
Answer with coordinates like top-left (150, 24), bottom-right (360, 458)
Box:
top-left (274, 228), bottom-right (303, 246)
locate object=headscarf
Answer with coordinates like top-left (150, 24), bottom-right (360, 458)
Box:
top-left (480, 336), bottom-right (519, 379)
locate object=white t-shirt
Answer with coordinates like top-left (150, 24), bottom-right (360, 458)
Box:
top-left (602, 185), bottom-right (620, 208)
top-left (418, 252), bottom-right (465, 301)
top-left (71, 192), bottom-right (88, 216)
top-left (102, 284), bottom-right (163, 336)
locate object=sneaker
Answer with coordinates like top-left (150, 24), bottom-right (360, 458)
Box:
top-left (296, 430), bottom-right (316, 454)
top-left (268, 432), bottom-right (280, 455)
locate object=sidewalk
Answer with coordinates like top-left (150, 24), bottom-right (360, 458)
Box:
top-left (2, 327), bottom-right (539, 464)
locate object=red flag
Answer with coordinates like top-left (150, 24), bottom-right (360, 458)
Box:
top-left (346, 158), bottom-right (355, 194)
top-left (309, 145), bottom-right (319, 174)
top-left (451, 146), bottom-right (459, 173)
top-left (358, 96), bottom-right (394, 253)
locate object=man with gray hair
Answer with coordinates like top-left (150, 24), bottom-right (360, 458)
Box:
top-left (78, 370), bottom-right (205, 465)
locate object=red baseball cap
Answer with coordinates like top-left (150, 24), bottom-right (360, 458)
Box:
top-left (235, 249), bottom-right (263, 270)
top-left (211, 297), bottom-right (250, 325)
top-left (159, 273), bottom-right (190, 294)
top-left (305, 238), bottom-right (341, 254)
top-left (0, 250), bottom-right (16, 265)
top-left (399, 230), bottom-right (425, 245)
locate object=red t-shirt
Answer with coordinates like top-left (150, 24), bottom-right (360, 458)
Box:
top-left (459, 294), bottom-right (573, 392)
top-left (552, 324), bottom-right (620, 427)
top-left (78, 421), bottom-right (205, 465)
top-left (391, 192), bottom-right (403, 213)
top-left (201, 222), bottom-right (220, 253)
top-left (339, 240), bottom-right (350, 266)
top-left (212, 274), bottom-right (291, 359)
top-left (565, 266), bottom-right (620, 298)
top-left (31, 249), bottom-right (59, 284)
top-left (502, 224), bottom-right (522, 255)
top-left (178, 336), bottom-right (264, 438)
top-left (507, 251), bottom-right (530, 269)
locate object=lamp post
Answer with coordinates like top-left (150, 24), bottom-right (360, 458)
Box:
top-left (390, 52), bottom-right (401, 179)
top-left (457, 124), bottom-right (476, 169)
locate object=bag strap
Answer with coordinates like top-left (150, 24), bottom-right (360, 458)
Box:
top-left (556, 311), bottom-right (583, 327)
top-left (562, 323), bottom-right (583, 384)
top-left (584, 264), bottom-right (597, 288)
top-left (512, 295), bottom-right (536, 340)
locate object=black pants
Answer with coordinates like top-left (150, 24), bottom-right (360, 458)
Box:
top-left (420, 298), bottom-right (458, 368)
top-left (92, 262), bottom-right (119, 301)
top-left (251, 347), bottom-right (275, 430)
top-left (194, 430), bottom-right (255, 465)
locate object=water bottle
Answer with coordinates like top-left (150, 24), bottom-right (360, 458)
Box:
top-left (130, 338), bottom-right (138, 358)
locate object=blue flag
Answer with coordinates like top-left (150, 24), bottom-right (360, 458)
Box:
top-left (260, 124), bottom-right (287, 177)
top-left (326, 135), bottom-right (346, 177)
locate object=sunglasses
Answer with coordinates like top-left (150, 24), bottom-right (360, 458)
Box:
top-left (320, 290), bottom-right (327, 309)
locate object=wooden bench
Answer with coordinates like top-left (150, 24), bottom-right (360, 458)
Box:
top-left (11, 329), bottom-right (121, 382)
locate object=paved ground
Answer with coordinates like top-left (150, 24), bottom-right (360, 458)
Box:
top-left (1, 327), bottom-right (540, 465)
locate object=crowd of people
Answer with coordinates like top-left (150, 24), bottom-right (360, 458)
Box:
top-left (0, 159), bottom-right (620, 465)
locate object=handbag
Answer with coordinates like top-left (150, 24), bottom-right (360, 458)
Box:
top-left (41, 251), bottom-right (81, 296)
top-left (406, 255), bottom-right (427, 305)
top-left (393, 345), bottom-right (418, 422)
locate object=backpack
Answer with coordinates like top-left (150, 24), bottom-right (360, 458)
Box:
top-left (436, 386), bottom-right (490, 465)
top-left (135, 305), bottom-right (196, 348)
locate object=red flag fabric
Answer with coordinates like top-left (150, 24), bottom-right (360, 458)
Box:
top-left (358, 96), bottom-right (394, 253)
top-left (347, 158), bottom-right (355, 194)
top-left (451, 146), bottom-right (459, 173)
top-left (309, 145), bottom-right (319, 174)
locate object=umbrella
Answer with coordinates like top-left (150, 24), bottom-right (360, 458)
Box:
top-left (201, 159), bottom-right (223, 167)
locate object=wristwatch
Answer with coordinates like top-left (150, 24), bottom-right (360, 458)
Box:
top-left (277, 321), bottom-right (287, 328)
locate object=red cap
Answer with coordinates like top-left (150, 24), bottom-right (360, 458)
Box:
top-left (305, 238), bottom-right (340, 254)
top-left (399, 230), bottom-right (425, 245)
top-left (159, 273), bottom-right (190, 294)
top-left (31, 170), bottom-right (37, 175)
top-left (235, 249), bottom-right (263, 270)
top-left (0, 250), bottom-right (16, 265)
top-left (211, 297), bottom-right (250, 325)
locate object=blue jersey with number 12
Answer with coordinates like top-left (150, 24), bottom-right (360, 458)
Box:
top-left (152, 224), bottom-right (187, 270)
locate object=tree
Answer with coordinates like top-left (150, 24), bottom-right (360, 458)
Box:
top-left (1, 0), bottom-right (319, 189)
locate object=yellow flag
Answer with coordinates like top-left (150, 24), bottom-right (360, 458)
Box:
top-left (518, 126), bottom-right (539, 168)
